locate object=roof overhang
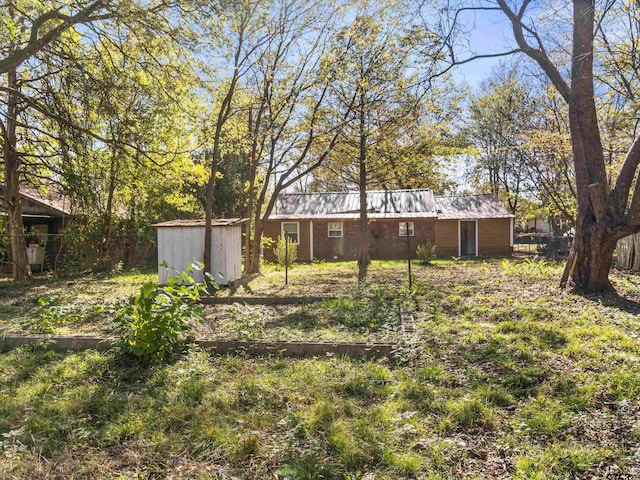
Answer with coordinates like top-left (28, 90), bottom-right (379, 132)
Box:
top-left (269, 213), bottom-right (438, 220)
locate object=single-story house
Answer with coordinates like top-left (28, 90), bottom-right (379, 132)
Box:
top-left (263, 189), bottom-right (514, 261)
top-left (18, 188), bottom-right (71, 236)
top-left (1, 187), bottom-right (71, 267)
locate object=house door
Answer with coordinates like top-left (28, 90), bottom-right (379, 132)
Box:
top-left (460, 221), bottom-right (477, 256)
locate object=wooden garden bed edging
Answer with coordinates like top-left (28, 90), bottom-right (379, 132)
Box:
top-left (0, 334), bottom-right (394, 359)
top-left (201, 296), bottom-right (332, 305)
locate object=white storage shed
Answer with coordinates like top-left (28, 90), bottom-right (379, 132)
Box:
top-left (153, 219), bottom-right (246, 286)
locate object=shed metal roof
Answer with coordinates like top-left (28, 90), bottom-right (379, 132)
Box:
top-left (434, 194), bottom-right (514, 219)
top-left (17, 188), bottom-right (72, 216)
top-left (272, 189), bottom-right (438, 219)
top-left (152, 218), bottom-right (248, 228)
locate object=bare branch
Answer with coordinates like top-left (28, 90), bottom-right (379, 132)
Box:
top-left (495, 0), bottom-right (571, 102)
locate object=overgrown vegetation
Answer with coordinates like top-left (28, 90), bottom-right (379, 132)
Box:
top-left (275, 236), bottom-right (298, 268)
top-left (1, 259), bottom-right (640, 477)
top-left (416, 240), bottom-right (437, 265)
top-left (115, 268), bottom-right (209, 362)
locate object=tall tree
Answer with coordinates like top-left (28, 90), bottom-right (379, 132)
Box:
top-left (325, 3), bottom-right (445, 279)
top-left (241, 0), bottom-right (352, 274)
top-left (436, 0), bottom-right (640, 292)
top-left (198, 0), bottom-right (276, 276)
top-left (466, 67), bottom-right (536, 216)
top-left (0, 0), bottom-right (193, 278)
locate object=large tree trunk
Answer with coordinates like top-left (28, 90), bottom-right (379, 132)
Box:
top-left (357, 95), bottom-right (370, 280)
top-left (248, 219), bottom-right (263, 274)
top-left (563, 0), bottom-right (615, 292)
top-left (563, 221), bottom-right (618, 292)
top-left (204, 166), bottom-right (215, 275)
top-left (3, 67), bottom-right (30, 280)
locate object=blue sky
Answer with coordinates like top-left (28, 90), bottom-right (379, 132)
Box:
top-left (448, 7), bottom-right (515, 90)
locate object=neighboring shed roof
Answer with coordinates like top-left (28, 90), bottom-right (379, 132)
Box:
top-left (16, 188), bottom-right (72, 217)
top-left (272, 189), bottom-right (437, 219)
top-left (152, 218), bottom-right (248, 228)
top-left (434, 194), bottom-right (514, 219)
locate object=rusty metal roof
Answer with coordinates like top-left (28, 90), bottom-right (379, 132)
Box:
top-left (18, 188), bottom-right (72, 216)
top-left (272, 189), bottom-right (438, 219)
top-left (434, 194), bottom-right (514, 219)
top-left (152, 218), bottom-right (248, 228)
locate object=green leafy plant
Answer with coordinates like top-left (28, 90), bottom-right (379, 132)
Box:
top-left (24, 294), bottom-right (79, 333)
top-left (115, 265), bottom-right (209, 362)
top-left (416, 240), bottom-right (436, 265)
top-left (276, 235), bottom-right (298, 267)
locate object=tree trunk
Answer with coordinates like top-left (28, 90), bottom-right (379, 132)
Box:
top-left (248, 219), bottom-right (263, 274)
top-left (101, 151), bottom-right (118, 269)
top-left (569, 226), bottom-right (617, 291)
top-left (244, 157), bottom-right (258, 272)
top-left (204, 163), bottom-right (215, 275)
top-left (563, 0), bottom-right (614, 292)
top-left (357, 95), bottom-right (370, 280)
top-left (3, 67), bottom-right (30, 280)
top-left (126, 197), bottom-right (136, 267)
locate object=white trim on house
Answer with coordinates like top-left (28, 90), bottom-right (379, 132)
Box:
top-left (310, 221), bottom-right (314, 260)
top-left (510, 217), bottom-right (514, 247)
top-left (458, 219), bottom-right (478, 257)
top-left (281, 221), bottom-right (300, 244)
top-left (327, 221), bottom-right (343, 238)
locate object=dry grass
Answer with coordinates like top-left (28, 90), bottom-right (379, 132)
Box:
top-left (1, 259), bottom-right (640, 478)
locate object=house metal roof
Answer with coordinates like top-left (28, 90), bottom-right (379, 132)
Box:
top-left (434, 194), bottom-right (515, 219)
top-left (152, 218), bottom-right (248, 228)
top-left (271, 190), bottom-right (513, 220)
top-left (272, 189), bottom-right (438, 219)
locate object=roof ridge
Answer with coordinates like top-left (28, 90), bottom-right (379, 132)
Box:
top-left (279, 188), bottom-right (434, 196)
top-left (435, 193), bottom-right (497, 198)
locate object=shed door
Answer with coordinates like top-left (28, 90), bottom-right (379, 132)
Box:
top-left (460, 221), bottom-right (477, 256)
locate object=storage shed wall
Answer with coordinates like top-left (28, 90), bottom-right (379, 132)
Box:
top-left (157, 226), bottom-right (242, 285)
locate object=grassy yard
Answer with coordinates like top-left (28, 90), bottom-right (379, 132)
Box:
top-left (1, 259), bottom-right (640, 478)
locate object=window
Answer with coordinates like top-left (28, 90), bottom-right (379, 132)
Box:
top-left (399, 222), bottom-right (415, 237)
top-left (328, 222), bottom-right (343, 238)
top-left (282, 222), bottom-right (299, 244)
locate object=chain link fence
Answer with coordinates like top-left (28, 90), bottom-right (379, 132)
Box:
top-left (0, 233), bottom-right (156, 275)
top-left (513, 233), bottom-right (572, 259)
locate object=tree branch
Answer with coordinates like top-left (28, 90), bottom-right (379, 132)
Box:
top-left (0, 0), bottom-right (109, 74)
top-left (495, 0), bottom-right (571, 102)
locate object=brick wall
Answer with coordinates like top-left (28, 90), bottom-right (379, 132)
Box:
top-left (265, 218), bottom-right (435, 262)
top-left (311, 218), bottom-right (435, 261)
top-left (263, 217), bottom-right (512, 262)
top-left (262, 220), bottom-right (312, 262)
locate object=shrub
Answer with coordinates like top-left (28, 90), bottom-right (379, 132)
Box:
top-left (276, 235), bottom-right (298, 267)
top-left (416, 240), bottom-right (436, 265)
top-left (115, 266), bottom-right (209, 362)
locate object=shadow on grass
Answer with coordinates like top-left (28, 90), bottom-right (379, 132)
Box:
top-left (584, 291), bottom-right (640, 315)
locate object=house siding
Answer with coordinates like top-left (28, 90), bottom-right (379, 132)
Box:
top-left (313, 220), bottom-right (360, 260)
top-left (478, 218), bottom-right (512, 256)
top-left (435, 219), bottom-right (459, 257)
top-left (434, 218), bottom-right (513, 257)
